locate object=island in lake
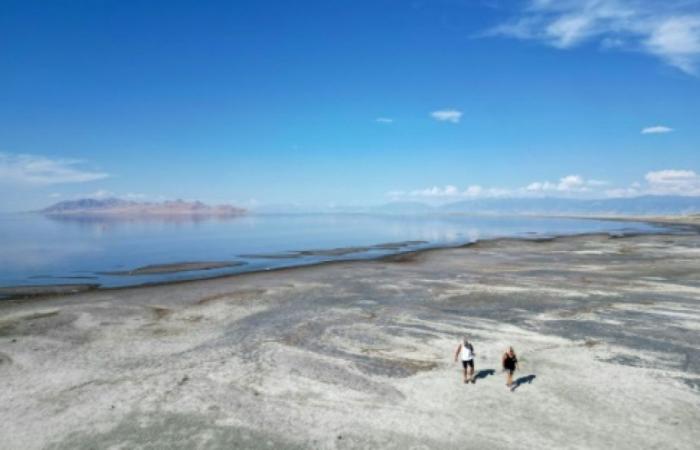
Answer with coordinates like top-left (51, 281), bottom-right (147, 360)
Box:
top-left (40, 198), bottom-right (247, 217)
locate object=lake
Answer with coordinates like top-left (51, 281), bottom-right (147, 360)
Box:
top-left (0, 213), bottom-right (671, 289)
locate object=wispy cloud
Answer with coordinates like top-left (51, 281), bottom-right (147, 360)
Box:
top-left (646, 16), bottom-right (700, 74)
top-left (525, 174), bottom-right (605, 193)
top-left (388, 184), bottom-right (499, 199)
top-left (606, 169), bottom-right (700, 196)
top-left (430, 109), bottom-right (463, 123)
top-left (391, 169), bottom-right (700, 201)
top-left (641, 125), bottom-right (673, 134)
top-left (0, 152), bottom-right (109, 185)
top-left (484, 1), bottom-right (700, 75)
top-left (645, 169), bottom-right (700, 194)
top-left (86, 189), bottom-right (115, 199)
top-left (76, 190), bottom-right (149, 200)
top-left (375, 117), bottom-right (394, 123)
top-left (389, 174), bottom-right (621, 201)
top-left (44, 190), bottom-right (153, 203)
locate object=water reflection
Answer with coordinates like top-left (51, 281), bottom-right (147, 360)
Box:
top-left (0, 213), bottom-right (669, 289)
top-left (44, 213), bottom-right (247, 227)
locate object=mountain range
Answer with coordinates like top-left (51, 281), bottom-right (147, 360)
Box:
top-left (435, 196), bottom-right (700, 216)
top-left (255, 196), bottom-right (700, 215)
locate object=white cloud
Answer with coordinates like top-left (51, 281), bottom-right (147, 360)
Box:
top-left (558, 174), bottom-right (585, 190)
top-left (645, 169), bottom-right (696, 184)
top-left (464, 185), bottom-right (483, 196)
top-left (485, 1), bottom-right (700, 75)
top-left (645, 16), bottom-right (700, 74)
top-left (389, 170), bottom-right (700, 201)
top-left (392, 175), bottom-right (601, 200)
top-left (607, 169), bottom-right (700, 196)
top-left (87, 189), bottom-right (115, 199)
top-left (526, 174), bottom-right (592, 192)
top-left (641, 125), bottom-right (673, 134)
top-left (0, 152), bottom-right (109, 185)
top-left (411, 185), bottom-right (461, 197)
top-left (399, 184), bottom-right (501, 199)
top-left (375, 117), bottom-right (394, 123)
top-left (644, 169), bottom-right (700, 194)
top-left (526, 181), bottom-right (556, 191)
top-left (57, 190), bottom-right (149, 202)
top-left (430, 109), bottom-right (463, 123)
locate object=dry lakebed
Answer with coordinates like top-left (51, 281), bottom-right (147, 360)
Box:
top-left (1, 229), bottom-right (699, 449)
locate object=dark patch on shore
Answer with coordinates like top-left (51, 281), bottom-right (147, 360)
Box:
top-left (196, 288), bottom-right (267, 305)
top-left (354, 355), bottom-right (439, 378)
top-left (238, 253), bottom-right (302, 259)
top-left (28, 275), bottom-right (99, 280)
top-left (297, 241), bottom-right (426, 257)
top-left (101, 261), bottom-right (245, 276)
top-left (148, 306), bottom-right (174, 320)
top-left (47, 412), bottom-right (305, 450)
top-left (0, 284), bottom-right (100, 301)
top-left (0, 352), bottom-right (12, 366)
top-left (680, 378), bottom-right (700, 392)
top-left (0, 309), bottom-right (65, 337)
top-left (370, 240), bottom-right (427, 249)
top-left (379, 251), bottom-right (424, 263)
top-left (241, 240), bottom-right (430, 259)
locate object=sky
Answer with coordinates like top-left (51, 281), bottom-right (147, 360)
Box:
top-left (1, 0), bottom-right (699, 211)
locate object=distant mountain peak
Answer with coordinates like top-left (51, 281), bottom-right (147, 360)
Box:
top-left (438, 195), bottom-right (700, 215)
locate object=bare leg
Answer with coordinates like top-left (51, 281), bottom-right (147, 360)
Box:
top-left (463, 367), bottom-right (469, 383)
top-left (468, 366), bottom-right (475, 382)
top-left (506, 371), bottom-right (513, 387)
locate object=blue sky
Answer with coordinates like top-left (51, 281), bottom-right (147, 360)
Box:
top-left (1, 0), bottom-right (699, 211)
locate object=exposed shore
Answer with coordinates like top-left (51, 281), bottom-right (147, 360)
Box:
top-left (100, 261), bottom-right (245, 276)
top-left (1, 230), bottom-right (699, 449)
top-left (567, 213), bottom-right (700, 229)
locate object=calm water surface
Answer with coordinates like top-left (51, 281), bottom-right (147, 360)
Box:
top-left (0, 213), bottom-right (669, 289)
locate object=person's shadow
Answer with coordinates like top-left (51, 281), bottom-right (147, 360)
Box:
top-left (472, 369), bottom-right (495, 384)
top-left (511, 374), bottom-right (536, 391)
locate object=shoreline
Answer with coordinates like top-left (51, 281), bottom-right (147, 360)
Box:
top-left (0, 219), bottom-right (691, 303)
top-left (553, 213), bottom-right (700, 229)
top-left (1, 222), bottom-right (698, 448)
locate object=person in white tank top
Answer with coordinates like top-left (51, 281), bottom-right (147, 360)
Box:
top-left (454, 337), bottom-right (476, 383)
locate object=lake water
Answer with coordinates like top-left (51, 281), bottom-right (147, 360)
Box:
top-left (0, 213), bottom-right (671, 289)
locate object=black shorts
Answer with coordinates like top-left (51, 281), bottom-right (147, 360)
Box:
top-left (461, 360), bottom-right (474, 369)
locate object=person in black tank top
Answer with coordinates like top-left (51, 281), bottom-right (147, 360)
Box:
top-left (502, 347), bottom-right (518, 389)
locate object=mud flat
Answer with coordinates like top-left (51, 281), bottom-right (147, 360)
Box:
top-left (101, 261), bottom-right (245, 276)
top-left (1, 232), bottom-right (699, 449)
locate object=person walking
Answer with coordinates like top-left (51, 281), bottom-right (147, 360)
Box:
top-left (502, 347), bottom-right (518, 390)
top-left (454, 337), bottom-right (476, 383)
